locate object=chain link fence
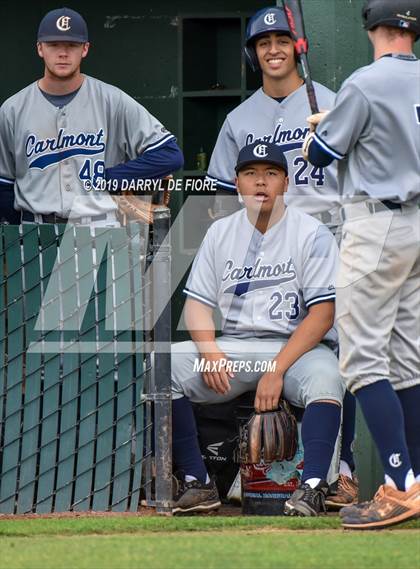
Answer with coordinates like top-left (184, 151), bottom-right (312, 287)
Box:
top-left (0, 211), bottom-right (172, 514)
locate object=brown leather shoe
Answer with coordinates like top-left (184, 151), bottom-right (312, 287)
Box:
top-left (326, 474), bottom-right (359, 509)
top-left (341, 482), bottom-right (420, 530)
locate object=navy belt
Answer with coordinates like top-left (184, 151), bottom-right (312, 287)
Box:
top-left (22, 211), bottom-right (107, 224)
top-left (340, 199), bottom-right (404, 223)
top-left (379, 199), bottom-right (402, 210)
top-left (366, 200), bottom-right (402, 213)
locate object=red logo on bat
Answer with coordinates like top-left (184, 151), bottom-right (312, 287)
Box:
top-left (284, 6), bottom-right (308, 55)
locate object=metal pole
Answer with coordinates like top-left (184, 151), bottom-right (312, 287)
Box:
top-left (152, 206), bottom-right (172, 514)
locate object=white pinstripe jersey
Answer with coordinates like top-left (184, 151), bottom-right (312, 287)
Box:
top-left (0, 75), bottom-right (175, 217)
top-left (184, 206), bottom-right (339, 345)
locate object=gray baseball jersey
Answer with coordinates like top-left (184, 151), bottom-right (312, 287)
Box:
top-left (184, 206), bottom-right (339, 346)
top-left (314, 55), bottom-right (420, 202)
top-left (207, 83), bottom-right (340, 215)
top-left (0, 75), bottom-right (175, 217)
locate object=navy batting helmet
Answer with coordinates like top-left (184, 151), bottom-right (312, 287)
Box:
top-left (362, 0), bottom-right (419, 41)
top-left (245, 6), bottom-right (291, 71)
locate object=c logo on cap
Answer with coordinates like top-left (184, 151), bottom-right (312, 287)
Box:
top-left (57, 16), bottom-right (71, 31)
top-left (389, 453), bottom-right (402, 468)
top-left (253, 144), bottom-right (268, 158)
top-left (264, 13), bottom-right (277, 26)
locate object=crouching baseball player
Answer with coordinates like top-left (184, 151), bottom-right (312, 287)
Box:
top-left (170, 141), bottom-right (346, 515)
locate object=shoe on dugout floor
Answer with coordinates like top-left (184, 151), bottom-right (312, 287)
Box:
top-left (325, 474), bottom-right (359, 510)
top-left (341, 482), bottom-right (420, 530)
top-left (172, 477), bottom-right (221, 515)
top-left (339, 485), bottom-right (382, 519)
top-left (284, 480), bottom-right (329, 517)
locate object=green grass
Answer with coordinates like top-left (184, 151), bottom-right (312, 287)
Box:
top-left (0, 516), bottom-right (419, 569)
top-left (0, 515), bottom-right (418, 536)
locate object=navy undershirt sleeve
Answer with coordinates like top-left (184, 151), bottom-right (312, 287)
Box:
top-left (308, 136), bottom-right (335, 168)
top-left (105, 138), bottom-right (184, 183)
top-left (0, 182), bottom-right (20, 224)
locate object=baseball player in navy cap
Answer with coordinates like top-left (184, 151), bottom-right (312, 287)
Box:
top-left (206, 5), bottom-right (359, 510)
top-left (37, 8), bottom-right (89, 43)
top-left (0, 7), bottom-right (183, 225)
top-left (170, 141), bottom-right (345, 515)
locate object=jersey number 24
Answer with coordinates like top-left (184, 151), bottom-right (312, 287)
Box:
top-left (293, 157), bottom-right (325, 186)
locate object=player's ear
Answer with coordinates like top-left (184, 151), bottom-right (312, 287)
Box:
top-left (235, 176), bottom-right (241, 196)
top-left (81, 42), bottom-right (90, 58)
top-left (283, 175), bottom-right (289, 194)
top-left (37, 42), bottom-right (44, 59)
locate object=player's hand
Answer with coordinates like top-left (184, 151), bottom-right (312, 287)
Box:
top-left (303, 110), bottom-right (329, 160)
top-left (254, 371), bottom-right (284, 413)
top-left (302, 131), bottom-right (315, 161)
top-left (201, 351), bottom-right (235, 395)
top-left (306, 110), bottom-right (329, 131)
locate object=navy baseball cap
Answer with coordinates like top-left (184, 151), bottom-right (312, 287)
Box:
top-left (37, 8), bottom-right (89, 43)
top-left (235, 142), bottom-right (289, 174)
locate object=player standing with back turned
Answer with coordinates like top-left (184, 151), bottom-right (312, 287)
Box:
top-left (305, 0), bottom-right (420, 530)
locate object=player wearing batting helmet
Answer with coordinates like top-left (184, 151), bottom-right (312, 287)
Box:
top-left (207, 5), bottom-right (359, 511)
top-left (0, 7), bottom-right (183, 226)
top-left (207, 6), bottom-right (341, 227)
top-left (362, 0), bottom-right (420, 39)
top-left (305, 0), bottom-right (420, 529)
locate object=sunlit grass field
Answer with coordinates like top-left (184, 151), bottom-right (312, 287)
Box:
top-left (0, 515), bottom-right (419, 569)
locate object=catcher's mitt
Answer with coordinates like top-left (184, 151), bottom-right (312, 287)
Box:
top-left (246, 401), bottom-right (298, 464)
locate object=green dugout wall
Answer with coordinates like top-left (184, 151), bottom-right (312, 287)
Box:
top-left (1, 0), bottom-right (412, 505)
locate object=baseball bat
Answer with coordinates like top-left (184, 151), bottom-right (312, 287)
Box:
top-left (281, 0), bottom-right (320, 114)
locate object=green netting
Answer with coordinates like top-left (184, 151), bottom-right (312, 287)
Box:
top-left (0, 222), bottom-right (151, 514)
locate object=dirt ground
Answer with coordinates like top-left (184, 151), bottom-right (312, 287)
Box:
top-left (0, 503), bottom-right (243, 520)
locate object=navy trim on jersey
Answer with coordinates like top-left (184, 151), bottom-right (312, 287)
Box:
top-left (205, 175), bottom-right (236, 192)
top-left (0, 176), bottom-right (14, 185)
top-left (306, 292), bottom-right (336, 308)
top-left (415, 105), bottom-right (420, 125)
top-left (308, 137), bottom-right (334, 168)
top-left (143, 133), bottom-right (176, 153)
top-left (313, 133), bottom-right (344, 161)
top-left (183, 288), bottom-right (217, 308)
